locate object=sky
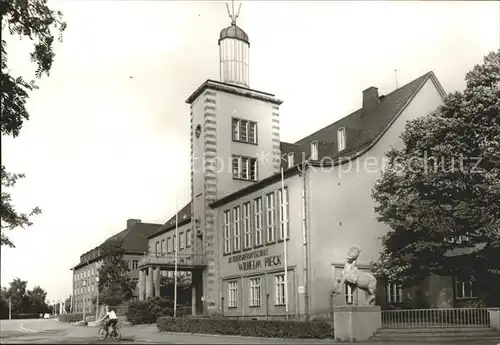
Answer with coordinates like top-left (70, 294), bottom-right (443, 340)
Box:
top-left (1, 0), bottom-right (498, 302)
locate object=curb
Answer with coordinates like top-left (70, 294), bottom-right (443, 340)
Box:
top-left (151, 331), bottom-right (336, 343)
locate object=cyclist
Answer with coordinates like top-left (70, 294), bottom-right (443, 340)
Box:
top-left (100, 306), bottom-right (118, 336)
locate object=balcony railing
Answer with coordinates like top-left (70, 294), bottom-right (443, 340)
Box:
top-left (381, 308), bottom-right (493, 329)
top-left (138, 252), bottom-right (206, 268)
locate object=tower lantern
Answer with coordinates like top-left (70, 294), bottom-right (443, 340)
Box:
top-left (218, 1), bottom-right (249, 87)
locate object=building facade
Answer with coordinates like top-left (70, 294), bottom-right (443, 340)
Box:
top-left (71, 219), bottom-right (161, 313)
top-left (139, 10), bottom-right (488, 316)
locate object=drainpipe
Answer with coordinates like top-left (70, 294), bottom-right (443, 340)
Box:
top-left (301, 161), bottom-right (310, 321)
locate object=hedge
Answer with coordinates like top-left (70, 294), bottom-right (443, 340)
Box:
top-left (126, 297), bottom-right (189, 325)
top-left (157, 317), bottom-right (334, 339)
top-left (59, 313), bottom-right (84, 322)
top-left (3, 313), bottom-right (40, 320)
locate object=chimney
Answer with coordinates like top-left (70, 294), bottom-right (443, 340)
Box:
top-left (127, 219), bottom-right (141, 228)
top-left (362, 86), bottom-right (379, 112)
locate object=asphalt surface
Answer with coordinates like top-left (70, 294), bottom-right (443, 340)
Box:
top-left (0, 318), bottom-right (498, 344)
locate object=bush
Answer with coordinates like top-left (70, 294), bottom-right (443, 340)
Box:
top-left (157, 317), bottom-right (334, 339)
top-left (126, 297), bottom-right (189, 325)
top-left (59, 313), bottom-right (84, 322)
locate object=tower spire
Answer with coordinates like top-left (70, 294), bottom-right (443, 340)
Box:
top-left (226, 0), bottom-right (241, 26)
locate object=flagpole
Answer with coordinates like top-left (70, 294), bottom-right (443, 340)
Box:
top-left (174, 193), bottom-right (179, 318)
top-left (281, 167), bottom-right (289, 319)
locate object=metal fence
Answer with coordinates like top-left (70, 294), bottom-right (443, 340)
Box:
top-left (381, 308), bottom-right (492, 329)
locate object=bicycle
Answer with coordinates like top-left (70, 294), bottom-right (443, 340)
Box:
top-left (97, 321), bottom-right (122, 342)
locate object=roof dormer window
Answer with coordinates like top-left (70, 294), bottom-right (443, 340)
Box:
top-left (311, 141), bottom-right (318, 160)
top-left (337, 128), bottom-right (346, 152)
top-left (287, 153), bottom-right (294, 168)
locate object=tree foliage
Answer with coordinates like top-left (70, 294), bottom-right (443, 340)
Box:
top-left (97, 239), bottom-right (136, 306)
top-left (371, 50), bottom-right (500, 288)
top-left (0, 0), bottom-right (66, 248)
top-left (0, 278), bottom-right (50, 316)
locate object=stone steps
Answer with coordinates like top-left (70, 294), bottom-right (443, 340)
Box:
top-left (371, 327), bottom-right (500, 342)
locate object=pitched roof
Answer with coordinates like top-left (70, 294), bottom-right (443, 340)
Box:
top-left (101, 222), bottom-right (161, 253)
top-left (73, 221), bottom-right (161, 270)
top-left (147, 202), bottom-right (192, 239)
top-left (280, 71), bottom-right (446, 168)
top-left (212, 71), bottom-right (446, 208)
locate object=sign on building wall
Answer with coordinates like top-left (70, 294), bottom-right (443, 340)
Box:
top-left (228, 248), bottom-right (283, 272)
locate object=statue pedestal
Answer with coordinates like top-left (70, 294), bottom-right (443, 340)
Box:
top-left (333, 305), bottom-right (381, 342)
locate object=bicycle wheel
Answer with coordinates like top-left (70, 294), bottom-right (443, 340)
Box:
top-left (111, 328), bottom-right (121, 342)
top-left (97, 327), bottom-right (108, 341)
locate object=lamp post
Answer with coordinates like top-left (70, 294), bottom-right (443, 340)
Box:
top-left (8, 297), bottom-right (11, 320)
top-left (82, 280), bottom-right (87, 321)
top-left (95, 276), bottom-right (99, 319)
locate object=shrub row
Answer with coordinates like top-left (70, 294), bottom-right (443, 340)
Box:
top-left (157, 317), bottom-right (334, 339)
top-left (0, 313), bottom-right (40, 320)
top-left (58, 313), bottom-right (84, 322)
top-left (126, 297), bottom-right (189, 325)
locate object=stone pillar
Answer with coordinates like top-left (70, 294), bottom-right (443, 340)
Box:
top-left (191, 285), bottom-right (196, 316)
top-left (139, 269), bottom-right (146, 301)
top-left (333, 306), bottom-right (381, 342)
top-left (145, 267), bottom-right (153, 299)
top-left (154, 267), bottom-right (161, 297)
top-left (489, 309), bottom-right (500, 331)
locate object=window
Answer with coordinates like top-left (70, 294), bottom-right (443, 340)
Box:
top-left (228, 280), bottom-right (238, 308)
top-left (91, 267), bottom-right (94, 275)
top-left (243, 202), bottom-right (251, 249)
top-left (173, 235), bottom-right (177, 252)
top-left (91, 283), bottom-right (94, 292)
top-left (155, 241), bottom-right (160, 254)
top-left (232, 118), bottom-right (257, 144)
top-left (456, 275), bottom-right (477, 299)
top-left (287, 153), bottom-right (294, 168)
top-left (223, 210), bottom-right (231, 254)
top-left (186, 229), bottom-right (192, 247)
top-left (345, 284), bottom-right (354, 304)
top-left (132, 260), bottom-right (139, 270)
top-left (167, 237), bottom-right (171, 253)
top-left (232, 118), bottom-right (239, 141)
top-left (161, 239), bottom-right (165, 254)
top-left (337, 128), bottom-right (346, 151)
top-left (232, 155), bottom-right (258, 181)
top-left (249, 277), bottom-right (261, 307)
top-left (179, 232), bottom-right (185, 250)
top-left (277, 188), bottom-right (289, 241)
top-left (249, 122), bottom-right (257, 144)
top-left (266, 192), bottom-right (276, 243)
top-left (275, 274), bottom-right (285, 305)
top-left (311, 141), bottom-right (318, 160)
top-left (387, 283), bottom-right (403, 303)
top-left (233, 206), bottom-right (241, 251)
top-left (254, 198), bottom-right (263, 246)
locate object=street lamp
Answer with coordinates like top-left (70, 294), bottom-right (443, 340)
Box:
top-left (95, 276), bottom-right (99, 319)
top-left (82, 280), bottom-right (87, 321)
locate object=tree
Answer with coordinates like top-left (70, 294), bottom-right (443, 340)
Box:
top-left (64, 295), bottom-right (71, 313)
top-left (371, 51), bottom-right (500, 291)
top-left (1, 0), bottom-right (66, 248)
top-left (98, 239), bottom-right (136, 306)
top-left (27, 285), bottom-right (49, 314)
top-left (0, 279), bottom-right (50, 315)
top-left (159, 274), bottom-right (192, 306)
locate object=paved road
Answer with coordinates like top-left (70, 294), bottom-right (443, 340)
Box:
top-left (1, 318), bottom-right (497, 344)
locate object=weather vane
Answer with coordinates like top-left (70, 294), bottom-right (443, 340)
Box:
top-left (226, 0), bottom-right (241, 26)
